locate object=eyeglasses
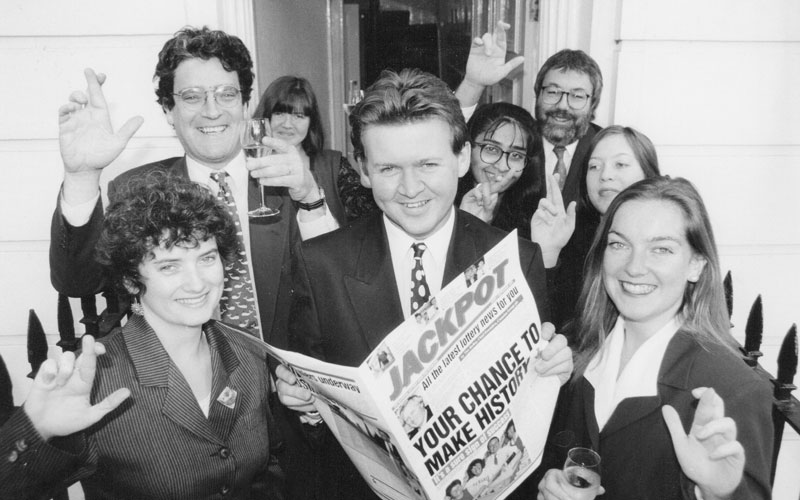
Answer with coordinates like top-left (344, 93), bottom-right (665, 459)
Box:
top-left (172, 85), bottom-right (241, 109)
top-left (540, 85), bottom-right (592, 110)
top-left (475, 143), bottom-right (527, 171)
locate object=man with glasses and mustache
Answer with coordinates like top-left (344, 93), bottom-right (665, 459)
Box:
top-left (455, 22), bottom-right (603, 206)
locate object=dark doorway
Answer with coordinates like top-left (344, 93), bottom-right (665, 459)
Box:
top-left (347, 0), bottom-right (473, 90)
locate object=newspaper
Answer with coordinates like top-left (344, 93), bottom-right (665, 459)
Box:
top-left (266, 231), bottom-right (560, 500)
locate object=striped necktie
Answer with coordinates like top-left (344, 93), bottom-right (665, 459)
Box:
top-left (553, 145), bottom-right (567, 190)
top-left (209, 171), bottom-right (261, 338)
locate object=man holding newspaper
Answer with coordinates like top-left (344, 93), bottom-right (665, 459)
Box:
top-left (276, 68), bottom-right (572, 500)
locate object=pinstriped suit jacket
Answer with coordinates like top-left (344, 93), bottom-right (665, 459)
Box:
top-left (0, 315), bottom-right (274, 500)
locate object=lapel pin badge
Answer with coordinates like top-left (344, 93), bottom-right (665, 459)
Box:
top-left (217, 386), bottom-right (238, 409)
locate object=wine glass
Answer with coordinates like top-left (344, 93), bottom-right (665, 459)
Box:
top-left (241, 118), bottom-right (279, 218)
top-left (563, 447), bottom-right (601, 499)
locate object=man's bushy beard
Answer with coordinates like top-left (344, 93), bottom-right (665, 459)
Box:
top-left (535, 104), bottom-right (591, 147)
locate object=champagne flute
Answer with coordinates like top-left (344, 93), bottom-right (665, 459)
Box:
top-left (563, 447), bottom-right (601, 499)
top-left (241, 118), bottom-right (279, 218)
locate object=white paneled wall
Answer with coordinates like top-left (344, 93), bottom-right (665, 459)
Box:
top-left (0, 0), bottom-right (227, 399)
top-left (606, 1), bottom-right (800, 497)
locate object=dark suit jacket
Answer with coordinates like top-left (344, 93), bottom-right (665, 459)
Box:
top-left (0, 316), bottom-right (274, 500)
top-left (538, 331), bottom-right (773, 500)
top-left (49, 151), bottom-right (346, 348)
top-left (288, 209), bottom-right (550, 500)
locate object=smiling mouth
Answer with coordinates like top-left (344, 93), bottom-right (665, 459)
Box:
top-left (598, 188), bottom-right (619, 197)
top-left (620, 281), bottom-right (656, 295)
top-left (403, 200), bottom-right (429, 209)
top-left (198, 125), bottom-right (228, 135)
top-left (176, 294), bottom-right (209, 306)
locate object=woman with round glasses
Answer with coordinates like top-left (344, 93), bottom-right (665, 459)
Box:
top-left (254, 76), bottom-right (376, 222)
top-left (532, 126), bottom-right (661, 330)
top-left (456, 102), bottom-right (545, 239)
top-left (537, 176), bottom-right (772, 500)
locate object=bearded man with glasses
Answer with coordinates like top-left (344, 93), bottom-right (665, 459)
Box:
top-left (455, 22), bottom-right (603, 206)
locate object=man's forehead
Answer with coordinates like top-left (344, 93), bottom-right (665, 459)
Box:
top-left (541, 68), bottom-right (593, 91)
top-left (173, 57), bottom-right (238, 86)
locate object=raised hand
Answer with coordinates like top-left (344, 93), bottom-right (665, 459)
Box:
top-left (22, 335), bottom-right (130, 441)
top-left (455, 21), bottom-right (525, 107)
top-left (662, 387), bottom-right (745, 500)
top-left (530, 173), bottom-right (576, 268)
top-left (246, 136), bottom-right (319, 203)
top-left (58, 69), bottom-right (143, 178)
top-left (459, 182), bottom-right (499, 223)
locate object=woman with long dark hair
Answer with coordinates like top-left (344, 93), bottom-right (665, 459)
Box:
top-left (537, 177), bottom-right (772, 500)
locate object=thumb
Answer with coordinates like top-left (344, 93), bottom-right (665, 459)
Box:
top-left (566, 201), bottom-right (577, 223)
top-left (504, 55), bottom-right (525, 73)
top-left (662, 405), bottom-right (689, 458)
top-left (88, 387), bottom-right (131, 423)
top-left (118, 116), bottom-right (144, 141)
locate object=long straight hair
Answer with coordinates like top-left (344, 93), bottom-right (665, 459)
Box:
top-left (572, 176), bottom-right (736, 379)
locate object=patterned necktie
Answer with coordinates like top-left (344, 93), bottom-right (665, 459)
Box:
top-left (209, 171), bottom-right (261, 338)
top-left (553, 145), bottom-right (567, 190)
top-left (410, 243), bottom-right (431, 314)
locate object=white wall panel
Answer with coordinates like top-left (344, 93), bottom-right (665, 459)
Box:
top-left (620, 0), bottom-right (800, 41)
top-left (3, 36), bottom-right (178, 141)
top-left (657, 145), bottom-right (800, 246)
top-left (614, 41), bottom-right (800, 145)
top-left (0, 0), bottom-right (217, 36)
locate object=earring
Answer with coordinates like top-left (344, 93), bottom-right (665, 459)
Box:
top-left (130, 297), bottom-right (144, 316)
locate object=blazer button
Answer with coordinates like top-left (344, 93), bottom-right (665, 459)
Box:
top-left (219, 484), bottom-right (230, 495)
top-left (219, 447), bottom-right (231, 459)
top-left (15, 439), bottom-right (28, 452)
top-left (7, 450), bottom-right (18, 463)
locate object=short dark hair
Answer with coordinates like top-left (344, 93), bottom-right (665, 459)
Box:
top-left (349, 68), bottom-right (467, 162)
top-left (96, 172), bottom-right (238, 298)
top-left (534, 49), bottom-right (603, 117)
top-left (466, 458), bottom-right (485, 479)
top-left (446, 479), bottom-right (463, 497)
top-left (458, 102), bottom-right (545, 238)
top-left (154, 26), bottom-right (254, 110)
top-left (254, 76), bottom-right (325, 158)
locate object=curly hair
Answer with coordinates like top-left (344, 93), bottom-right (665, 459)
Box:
top-left (95, 172), bottom-right (239, 297)
top-left (456, 102), bottom-right (545, 238)
top-left (254, 76), bottom-right (325, 158)
top-left (349, 68), bottom-right (467, 163)
top-left (154, 26), bottom-right (254, 110)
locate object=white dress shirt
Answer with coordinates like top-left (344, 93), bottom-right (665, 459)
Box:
top-left (383, 207), bottom-right (456, 320)
top-left (584, 316), bottom-right (680, 431)
top-left (542, 136), bottom-right (579, 182)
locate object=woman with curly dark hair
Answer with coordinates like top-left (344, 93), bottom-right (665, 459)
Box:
top-left (455, 102), bottom-right (545, 239)
top-left (1, 174), bottom-right (278, 499)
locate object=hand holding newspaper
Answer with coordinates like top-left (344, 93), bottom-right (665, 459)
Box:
top-left (268, 232), bottom-right (562, 500)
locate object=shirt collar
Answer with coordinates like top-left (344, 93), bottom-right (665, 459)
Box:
top-left (383, 206), bottom-right (455, 270)
top-left (186, 151), bottom-right (247, 189)
top-left (542, 135), bottom-right (579, 159)
top-left (585, 316), bottom-right (681, 431)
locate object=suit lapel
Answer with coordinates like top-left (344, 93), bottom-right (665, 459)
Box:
top-left (205, 323), bottom-right (242, 441)
top-left (248, 181), bottom-right (291, 338)
top-left (443, 211), bottom-right (482, 284)
top-left (599, 330), bottom-right (696, 438)
top-left (124, 315), bottom-right (222, 445)
top-left (345, 216), bottom-right (404, 351)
